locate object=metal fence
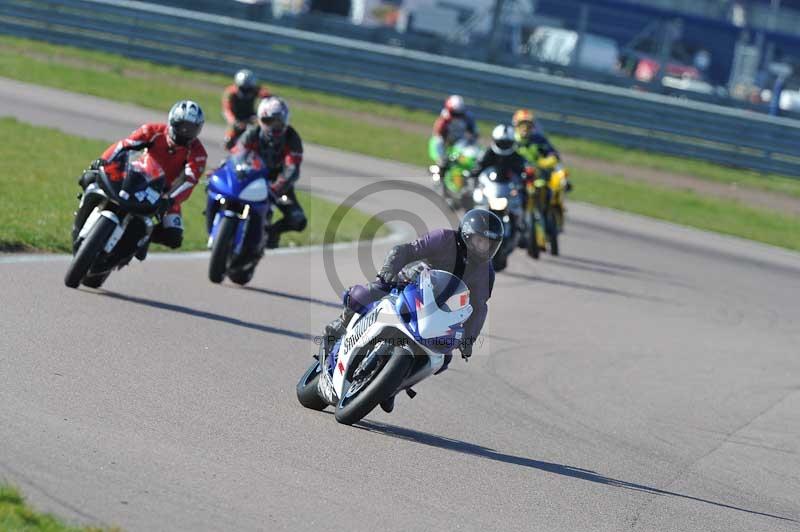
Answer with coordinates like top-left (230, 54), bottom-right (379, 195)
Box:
top-left (2, 0), bottom-right (800, 177)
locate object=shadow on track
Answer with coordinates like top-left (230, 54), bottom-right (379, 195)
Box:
top-left (501, 271), bottom-right (670, 303)
top-left (96, 290), bottom-right (313, 340)
top-left (353, 420), bottom-right (796, 523)
top-left (238, 285), bottom-right (341, 309)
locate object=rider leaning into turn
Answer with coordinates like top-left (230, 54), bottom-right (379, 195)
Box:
top-left (74, 100), bottom-right (207, 257)
top-left (324, 209), bottom-right (503, 412)
top-left (235, 96), bottom-right (307, 249)
top-left (430, 94), bottom-right (478, 169)
top-left (222, 69), bottom-right (272, 150)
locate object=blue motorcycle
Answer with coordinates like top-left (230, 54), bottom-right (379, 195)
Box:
top-left (206, 151), bottom-right (273, 285)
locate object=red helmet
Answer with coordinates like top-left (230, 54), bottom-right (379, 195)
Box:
top-left (444, 94), bottom-right (466, 117)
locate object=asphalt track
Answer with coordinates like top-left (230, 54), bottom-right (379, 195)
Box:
top-left (1, 78), bottom-right (799, 531)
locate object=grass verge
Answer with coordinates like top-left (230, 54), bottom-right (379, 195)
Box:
top-left (571, 167), bottom-right (800, 251)
top-left (0, 35), bottom-right (798, 252)
top-left (2, 35), bottom-right (800, 198)
top-left (0, 484), bottom-right (114, 532)
top-left (0, 117), bottom-right (385, 252)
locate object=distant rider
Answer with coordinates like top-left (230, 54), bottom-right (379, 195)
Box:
top-left (324, 209), bottom-right (503, 412)
top-left (430, 94), bottom-right (478, 172)
top-left (512, 109), bottom-right (560, 163)
top-left (74, 100), bottom-right (207, 258)
top-left (471, 124), bottom-right (527, 184)
top-left (222, 69), bottom-right (272, 150)
top-left (235, 96), bottom-right (306, 249)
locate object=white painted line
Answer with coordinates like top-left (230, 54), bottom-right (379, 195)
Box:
top-left (0, 223), bottom-right (411, 265)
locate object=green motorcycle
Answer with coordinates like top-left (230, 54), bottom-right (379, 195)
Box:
top-left (428, 137), bottom-right (481, 211)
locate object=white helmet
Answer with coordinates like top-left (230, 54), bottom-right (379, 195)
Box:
top-left (167, 100), bottom-right (204, 146)
top-left (257, 97), bottom-right (290, 139)
top-left (445, 94), bottom-right (466, 116)
top-left (490, 124), bottom-right (516, 155)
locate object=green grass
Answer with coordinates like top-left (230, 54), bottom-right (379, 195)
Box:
top-left (571, 167), bottom-right (800, 251)
top-left (0, 484), bottom-right (114, 531)
top-left (0, 117), bottom-right (385, 252)
top-left (1, 34), bottom-right (799, 252)
top-left (2, 34), bottom-right (800, 198)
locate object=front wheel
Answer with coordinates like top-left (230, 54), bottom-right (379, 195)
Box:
top-left (296, 360), bottom-right (328, 411)
top-left (208, 215), bottom-right (238, 284)
top-left (335, 345), bottom-right (414, 425)
top-left (64, 216), bottom-right (116, 288)
top-left (527, 215), bottom-right (540, 259)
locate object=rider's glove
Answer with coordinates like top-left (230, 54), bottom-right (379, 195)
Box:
top-left (270, 176), bottom-right (289, 196)
top-left (374, 271), bottom-right (393, 289)
top-left (156, 196), bottom-right (174, 215)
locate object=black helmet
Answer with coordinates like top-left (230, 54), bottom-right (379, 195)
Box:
top-left (458, 209), bottom-right (503, 262)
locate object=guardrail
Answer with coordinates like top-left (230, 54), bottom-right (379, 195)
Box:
top-left (2, 0), bottom-right (800, 177)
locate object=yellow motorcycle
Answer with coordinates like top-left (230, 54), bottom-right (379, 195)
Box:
top-left (524, 155), bottom-right (568, 258)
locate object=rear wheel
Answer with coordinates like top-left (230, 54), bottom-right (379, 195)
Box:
top-left (335, 344), bottom-right (414, 425)
top-left (296, 360), bottom-right (328, 411)
top-left (547, 212), bottom-right (559, 256)
top-left (527, 215), bottom-right (540, 259)
top-left (208, 216), bottom-right (237, 284)
top-left (64, 216), bottom-right (115, 288)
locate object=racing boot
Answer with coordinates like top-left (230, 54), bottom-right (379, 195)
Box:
top-left (324, 306), bottom-right (355, 345)
top-left (380, 395), bottom-right (395, 413)
top-left (265, 226), bottom-right (280, 249)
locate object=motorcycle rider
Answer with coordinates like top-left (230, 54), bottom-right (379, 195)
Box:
top-left (430, 94), bottom-right (478, 174)
top-left (512, 108), bottom-right (560, 162)
top-left (73, 100), bottom-right (207, 258)
top-left (471, 124), bottom-right (527, 185)
top-left (235, 96), bottom-right (306, 249)
top-left (222, 69), bottom-right (272, 150)
top-left (324, 209), bottom-right (503, 412)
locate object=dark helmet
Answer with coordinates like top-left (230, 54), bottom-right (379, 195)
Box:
top-left (458, 209), bottom-right (504, 263)
top-left (167, 100), bottom-right (204, 146)
top-left (234, 69), bottom-right (258, 94)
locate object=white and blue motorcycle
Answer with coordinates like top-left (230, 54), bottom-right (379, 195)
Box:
top-left (296, 266), bottom-right (473, 425)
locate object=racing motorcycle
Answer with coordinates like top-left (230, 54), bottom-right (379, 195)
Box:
top-left (429, 138), bottom-right (481, 211)
top-left (471, 167), bottom-right (524, 272)
top-left (296, 265), bottom-right (473, 425)
top-left (206, 150), bottom-right (276, 285)
top-left (65, 156), bottom-right (170, 289)
top-left (525, 155), bottom-right (568, 258)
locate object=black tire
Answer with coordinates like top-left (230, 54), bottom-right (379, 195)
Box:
top-left (228, 268), bottom-right (255, 286)
top-left (296, 360), bottom-right (328, 411)
top-left (208, 216), bottom-right (237, 284)
top-left (335, 346), bottom-right (414, 425)
top-left (81, 271), bottom-right (110, 289)
top-left (547, 213), bottom-right (559, 256)
top-left (64, 216), bottom-right (116, 288)
top-left (492, 252), bottom-right (508, 272)
top-left (527, 220), bottom-right (540, 259)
